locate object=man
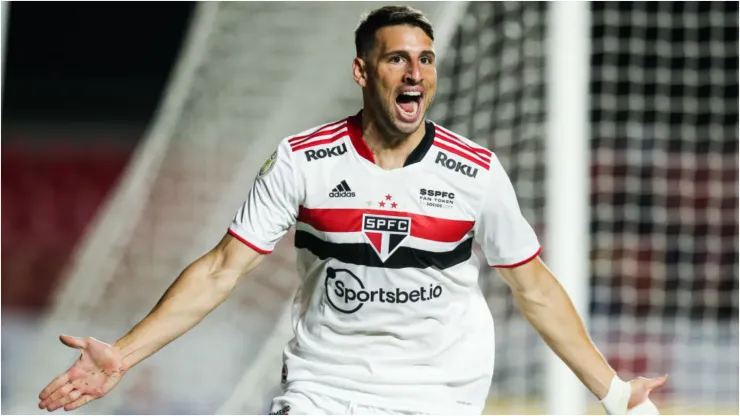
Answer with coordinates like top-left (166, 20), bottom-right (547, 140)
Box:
top-left (38, 6), bottom-right (666, 415)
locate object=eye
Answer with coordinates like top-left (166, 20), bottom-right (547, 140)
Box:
top-left (420, 55), bottom-right (434, 65)
top-left (389, 55), bottom-right (404, 64)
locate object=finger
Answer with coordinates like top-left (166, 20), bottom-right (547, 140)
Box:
top-left (47, 383), bottom-right (75, 402)
top-left (41, 378), bottom-right (88, 410)
top-left (49, 390), bottom-right (82, 411)
top-left (59, 334), bottom-right (88, 350)
top-left (39, 383), bottom-right (74, 409)
top-left (39, 373), bottom-right (70, 400)
top-left (64, 394), bottom-right (95, 412)
top-left (47, 389), bottom-right (82, 412)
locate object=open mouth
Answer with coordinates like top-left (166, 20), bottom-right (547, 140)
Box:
top-left (395, 91), bottom-right (423, 120)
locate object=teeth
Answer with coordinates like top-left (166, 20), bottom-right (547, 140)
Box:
top-left (401, 91), bottom-right (421, 97)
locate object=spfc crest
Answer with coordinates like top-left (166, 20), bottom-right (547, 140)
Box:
top-left (362, 214), bottom-right (411, 262)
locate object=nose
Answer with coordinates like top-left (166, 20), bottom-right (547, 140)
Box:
top-left (404, 60), bottom-right (422, 84)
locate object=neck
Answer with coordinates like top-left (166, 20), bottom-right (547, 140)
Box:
top-left (361, 108), bottom-right (426, 170)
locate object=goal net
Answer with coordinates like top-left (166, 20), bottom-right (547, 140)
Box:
top-left (588, 2), bottom-right (738, 413)
top-left (432, 1), bottom-right (738, 414)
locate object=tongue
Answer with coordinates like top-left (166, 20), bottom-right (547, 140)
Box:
top-left (399, 101), bottom-right (417, 114)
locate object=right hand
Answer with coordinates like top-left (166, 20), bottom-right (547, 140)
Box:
top-left (38, 335), bottom-right (126, 412)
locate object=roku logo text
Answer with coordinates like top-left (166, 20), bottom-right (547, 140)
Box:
top-left (305, 143), bottom-right (347, 162)
top-left (435, 152), bottom-right (478, 178)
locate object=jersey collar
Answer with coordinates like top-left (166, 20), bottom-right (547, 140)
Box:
top-left (346, 110), bottom-right (436, 167)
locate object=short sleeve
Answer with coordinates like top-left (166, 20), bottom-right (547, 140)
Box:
top-left (474, 155), bottom-right (541, 268)
top-left (228, 142), bottom-right (301, 254)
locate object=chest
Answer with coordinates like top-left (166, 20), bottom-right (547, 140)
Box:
top-left (300, 158), bottom-right (481, 223)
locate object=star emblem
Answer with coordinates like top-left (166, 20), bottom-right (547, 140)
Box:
top-left (366, 200), bottom-right (373, 207)
top-left (385, 194), bottom-right (393, 201)
top-left (391, 202), bottom-right (398, 209)
top-left (379, 201), bottom-right (386, 208)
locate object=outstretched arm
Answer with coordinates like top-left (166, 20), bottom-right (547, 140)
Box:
top-left (497, 257), bottom-right (614, 397)
top-left (474, 155), bottom-right (666, 414)
top-left (113, 232), bottom-right (263, 369)
top-left (38, 233), bottom-right (263, 412)
top-left (497, 257), bottom-right (667, 414)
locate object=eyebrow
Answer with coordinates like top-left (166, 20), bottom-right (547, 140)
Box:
top-left (382, 49), bottom-right (436, 59)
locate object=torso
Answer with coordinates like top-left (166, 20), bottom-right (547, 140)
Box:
top-left (282, 114), bottom-right (496, 414)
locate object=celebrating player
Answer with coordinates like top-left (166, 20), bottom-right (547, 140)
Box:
top-left (38, 5), bottom-right (666, 415)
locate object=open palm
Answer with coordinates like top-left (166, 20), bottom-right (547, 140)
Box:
top-left (38, 335), bottom-right (126, 412)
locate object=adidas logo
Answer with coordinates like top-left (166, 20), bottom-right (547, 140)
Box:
top-left (329, 180), bottom-right (356, 198)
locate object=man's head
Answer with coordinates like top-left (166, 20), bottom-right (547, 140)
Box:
top-left (352, 6), bottom-right (437, 137)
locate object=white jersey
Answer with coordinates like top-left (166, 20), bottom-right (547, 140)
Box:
top-left (229, 112), bottom-right (541, 414)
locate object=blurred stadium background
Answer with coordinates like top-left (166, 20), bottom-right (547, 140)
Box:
top-left (1, 1), bottom-right (737, 415)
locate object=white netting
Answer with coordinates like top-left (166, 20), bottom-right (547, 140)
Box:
top-left (433, 1), bottom-right (738, 414)
top-left (588, 2), bottom-right (738, 414)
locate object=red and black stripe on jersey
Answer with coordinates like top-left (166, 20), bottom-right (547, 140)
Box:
top-left (294, 207), bottom-right (474, 269)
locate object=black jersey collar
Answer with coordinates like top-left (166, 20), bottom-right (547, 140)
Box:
top-left (346, 110), bottom-right (435, 167)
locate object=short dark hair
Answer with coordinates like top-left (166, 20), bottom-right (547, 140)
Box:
top-left (355, 5), bottom-right (434, 58)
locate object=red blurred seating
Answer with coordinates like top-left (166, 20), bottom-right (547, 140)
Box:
top-left (2, 141), bottom-right (134, 311)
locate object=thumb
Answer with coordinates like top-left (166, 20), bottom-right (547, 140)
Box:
top-left (647, 374), bottom-right (668, 392)
top-left (59, 335), bottom-right (87, 350)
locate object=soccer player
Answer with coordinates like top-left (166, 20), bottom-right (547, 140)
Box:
top-left (38, 5), bottom-right (666, 415)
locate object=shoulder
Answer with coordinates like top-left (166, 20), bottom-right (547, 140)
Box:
top-left (277, 117), bottom-right (351, 157)
top-left (429, 122), bottom-right (497, 177)
top-left (256, 117), bottom-right (350, 181)
top-left (430, 125), bottom-right (517, 202)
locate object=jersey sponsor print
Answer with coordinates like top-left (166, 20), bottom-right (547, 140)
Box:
top-left (419, 188), bottom-right (455, 209)
top-left (325, 267), bottom-right (443, 314)
top-left (305, 142), bottom-right (347, 162)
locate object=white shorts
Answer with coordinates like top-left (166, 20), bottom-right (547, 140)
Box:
top-left (269, 389), bottom-right (425, 415)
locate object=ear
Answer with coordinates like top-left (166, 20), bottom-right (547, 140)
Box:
top-left (352, 57), bottom-right (368, 88)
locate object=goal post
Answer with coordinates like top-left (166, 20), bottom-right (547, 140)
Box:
top-left (544, 2), bottom-right (592, 414)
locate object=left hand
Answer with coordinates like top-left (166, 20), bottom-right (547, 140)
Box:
top-left (627, 375), bottom-right (668, 410)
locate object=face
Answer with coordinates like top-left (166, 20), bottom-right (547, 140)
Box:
top-left (353, 24), bottom-right (437, 136)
